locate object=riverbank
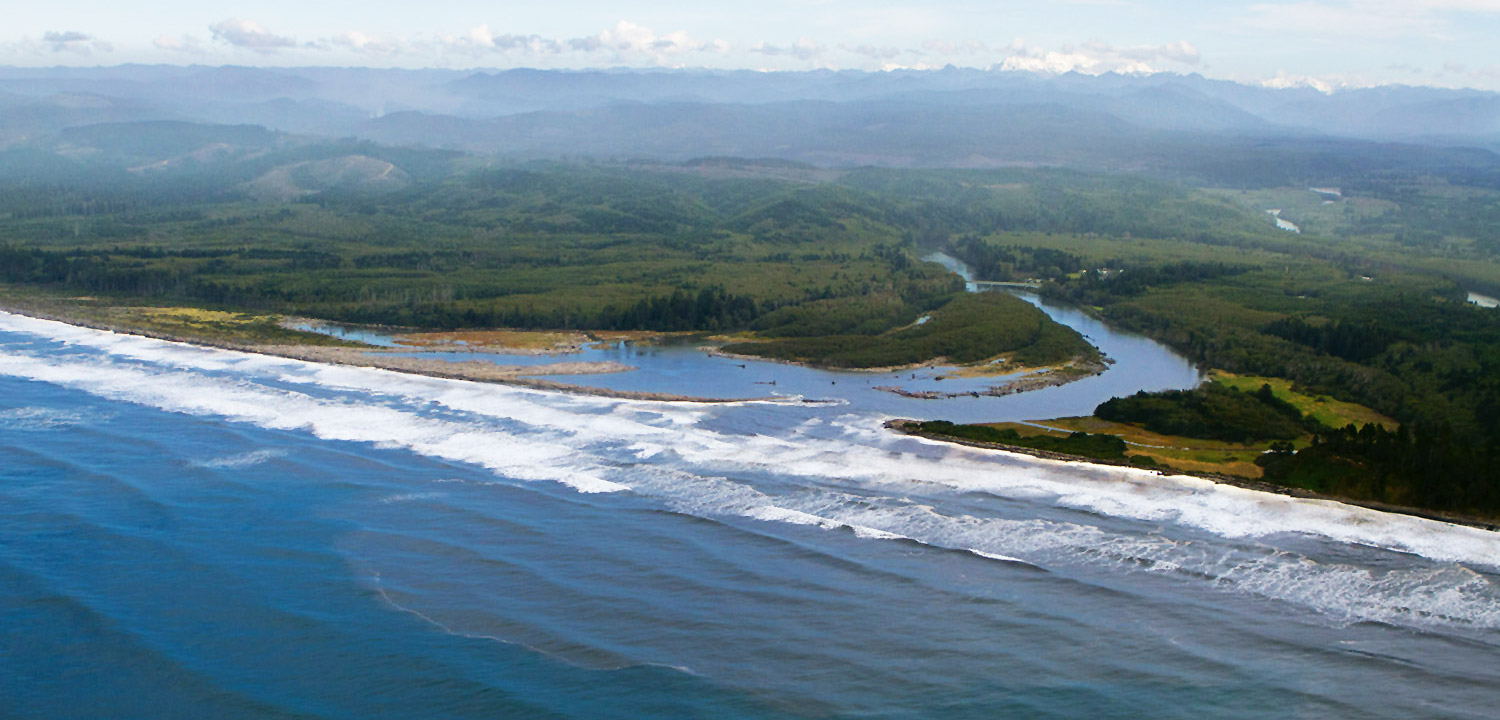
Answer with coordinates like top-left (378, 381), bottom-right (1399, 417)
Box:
top-left (886, 419), bottom-right (1500, 533)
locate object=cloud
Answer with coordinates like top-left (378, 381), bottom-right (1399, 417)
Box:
top-left (209, 19), bottom-right (297, 52)
top-left (327, 30), bottom-right (405, 56)
top-left (566, 21), bottom-right (722, 62)
top-left (436, 25), bottom-right (562, 55)
top-left (42, 30), bottom-right (112, 54)
top-left (153, 34), bottom-right (207, 53)
top-left (844, 44), bottom-right (903, 60)
top-left (998, 39), bottom-right (1201, 75)
top-left (426, 21), bottom-right (720, 64)
top-left (921, 40), bottom-right (992, 56)
top-left (750, 37), bottom-right (826, 61)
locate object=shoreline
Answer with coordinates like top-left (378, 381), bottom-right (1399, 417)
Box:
top-left (885, 419), bottom-right (1500, 533)
top-left (5, 300), bottom-right (1495, 532)
top-left (0, 304), bottom-right (762, 404)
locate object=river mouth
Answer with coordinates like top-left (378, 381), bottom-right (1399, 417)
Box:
top-left (3, 294), bottom-right (1497, 720)
top-left (293, 255), bottom-right (1201, 422)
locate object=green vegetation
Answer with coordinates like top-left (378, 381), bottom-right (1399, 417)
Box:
top-left (0, 151), bottom-right (1110, 369)
top-left (1096, 382), bottom-right (1313, 443)
top-left (0, 286), bottom-right (360, 347)
top-left (903, 169), bottom-right (1500, 517)
top-left (979, 417), bottom-right (1276, 478)
top-left (911, 420), bottom-right (1130, 462)
top-left (1212, 372), bottom-right (1395, 430)
top-left (723, 291), bottom-right (1096, 369)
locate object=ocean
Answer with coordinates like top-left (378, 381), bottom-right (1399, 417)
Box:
top-left (2, 311), bottom-right (1498, 719)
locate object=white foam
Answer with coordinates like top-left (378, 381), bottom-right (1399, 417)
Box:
top-left (0, 348), bottom-right (626, 494)
top-left (192, 448), bottom-right (287, 469)
top-left (969, 549), bottom-right (1032, 565)
top-left (5, 312), bottom-right (1500, 630)
top-left (0, 406), bottom-right (94, 430)
top-left (379, 491), bottom-right (447, 504)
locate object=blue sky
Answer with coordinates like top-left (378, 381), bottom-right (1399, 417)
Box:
top-left (6, 1), bottom-right (1500, 91)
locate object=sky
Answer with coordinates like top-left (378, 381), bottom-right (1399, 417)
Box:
top-left (5, 1), bottom-right (1500, 91)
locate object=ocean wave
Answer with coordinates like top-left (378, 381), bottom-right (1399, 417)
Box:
top-left (4, 312), bottom-right (1500, 631)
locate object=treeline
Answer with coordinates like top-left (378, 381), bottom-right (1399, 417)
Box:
top-left (1049, 256), bottom-right (1500, 517)
top-left (1258, 422), bottom-right (1500, 514)
top-left (1095, 383), bottom-right (1313, 443)
top-left (1263, 316), bottom-right (1398, 364)
top-left (327, 286), bottom-right (762, 331)
top-left (946, 235), bottom-right (1085, 281)
top-left (726, 291), bottom-right (1095, 369)
top-left (911, 421), bottom-right (1131, 462)
top-left (1046, 261), bottom-right (1250, 303)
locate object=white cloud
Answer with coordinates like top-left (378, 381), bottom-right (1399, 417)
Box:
top-left (921, 40), bottom-right (992, 56)
top-left (998, 39), bottom-right (1201, 75)
top-left (327, 30), bottom-right (405, 56)
top-left (153, 34), bottom-right (208, 53)
top-left (209, 19), bottom-right (297, 53)
top-left (424, 20), bottom-right (720, 64)
top-left (750, 37), bottom-right (826, 61)
top-left (41, 30), bottom-right (112, 55)
top-left (566, 21), bottom-right (722, 63)
top-left (845, 44), bottom-right (903, 60)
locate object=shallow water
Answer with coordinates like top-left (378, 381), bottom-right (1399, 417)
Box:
top-left (2, 311), bottom-right (1498, 719)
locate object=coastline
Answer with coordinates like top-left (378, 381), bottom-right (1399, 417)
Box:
top-left (885, 419), bottom-right (1500, 533)
top-left (5, 298), bottom-right (1495, 533)
top-left (0, 304), bottom-right (761, 404)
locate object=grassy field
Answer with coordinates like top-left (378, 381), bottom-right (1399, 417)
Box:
top-left (1211, 371), bottom-right (1397, 430)
top-left (987, 417), bottom-right (1274, 478)
top-left (0, 285), bottom-right (362, 347)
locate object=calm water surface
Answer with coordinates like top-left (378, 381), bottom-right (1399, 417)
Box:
top-left (2, 296), bottom-right (1498, 719)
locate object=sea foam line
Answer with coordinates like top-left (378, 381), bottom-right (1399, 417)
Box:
top-left (0, 347), bottom-right (626, 494)
top-left (4, 311), bottom-right (1500, 625)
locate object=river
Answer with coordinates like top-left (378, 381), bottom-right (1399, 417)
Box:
top-left (295, 252), bottom-right (1201, 424)
top-left (1, 299), bottom-right (1497, 718)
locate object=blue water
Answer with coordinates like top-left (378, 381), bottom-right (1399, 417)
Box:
top-left (3, 312), bottom-right (1500, 719)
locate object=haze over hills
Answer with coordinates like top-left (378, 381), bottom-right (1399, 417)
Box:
top-left (2, 64), bottom-right (1500, 198)
top-left (0, 65), bottom-right (1497, 145)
